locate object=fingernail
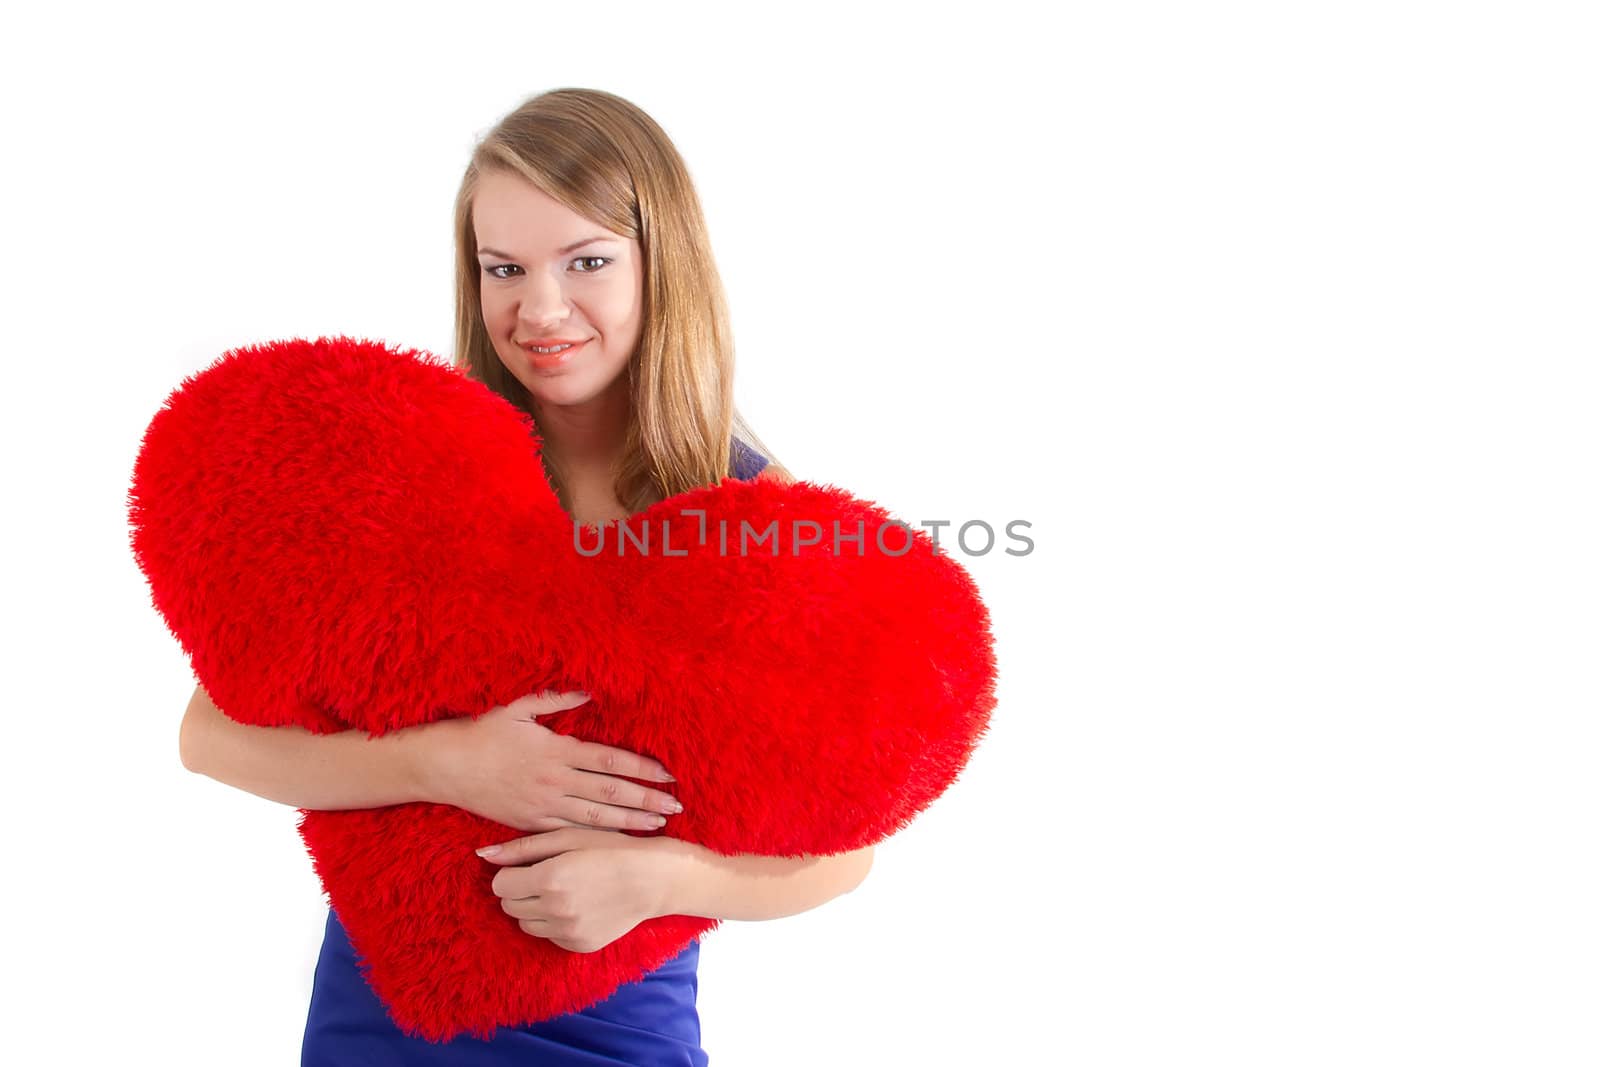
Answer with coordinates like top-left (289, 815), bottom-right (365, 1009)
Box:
top-left (476, 845), bottom-right (501, 857)
top-left (660, 770), bottom-right (676, 782)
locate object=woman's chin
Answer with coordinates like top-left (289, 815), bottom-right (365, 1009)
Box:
top-left (527, 379), bottom-right (605, 411)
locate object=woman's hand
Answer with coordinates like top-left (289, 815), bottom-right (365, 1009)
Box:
top-left (477, 827), bottom-right (676, 953)
top-left (424, 690), bottom-right (685, 834)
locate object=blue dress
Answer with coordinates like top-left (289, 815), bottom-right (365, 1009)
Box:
top-left (300, 442), bottom-right (770, 1066)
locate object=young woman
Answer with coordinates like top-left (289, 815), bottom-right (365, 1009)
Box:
top-left (178, 87), bottom-right (875, 1065)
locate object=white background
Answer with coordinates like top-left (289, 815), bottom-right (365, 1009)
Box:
top-left (4, 2), bottom-right (1596, 1064)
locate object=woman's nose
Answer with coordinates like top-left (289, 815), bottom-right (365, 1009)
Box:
top-left (517, 271), bottom-right (571, 328)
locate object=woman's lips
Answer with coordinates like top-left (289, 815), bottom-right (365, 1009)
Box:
top-left (523, 338), bottom-right (588, 370)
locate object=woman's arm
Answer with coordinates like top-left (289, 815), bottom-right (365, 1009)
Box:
top-left (653, 838), bottom-right (875, 922)
top-left (178, 683), bottom-right (445, 810)
top-left (180, 685), bottom-right (683, 832)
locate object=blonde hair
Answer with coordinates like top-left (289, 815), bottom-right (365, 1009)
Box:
top-left (451, 87), bottom-right (788, 514)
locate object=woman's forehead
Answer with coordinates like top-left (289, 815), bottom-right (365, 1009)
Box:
top-left (470, 168), bottom-right (642, 257)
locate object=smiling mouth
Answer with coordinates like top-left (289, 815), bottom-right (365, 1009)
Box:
top-left (522, 338), bottom-right (589, 367)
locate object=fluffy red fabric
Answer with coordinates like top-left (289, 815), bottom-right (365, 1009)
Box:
top-left (128, 336), bottom-right (997, 1041)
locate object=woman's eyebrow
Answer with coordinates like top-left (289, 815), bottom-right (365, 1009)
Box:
top-left (477, 236), bottom-right (619, 259)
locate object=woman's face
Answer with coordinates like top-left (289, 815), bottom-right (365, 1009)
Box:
top-left (473, 169), bottom-right (644, 411)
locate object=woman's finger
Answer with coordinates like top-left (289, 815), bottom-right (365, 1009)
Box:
top-left (560, 791), bottom-right (671, 832)
top-left (522, 690), bottom-right (591, 715)
top-left (536, 815), bottom-right (626, 833)
top-left (501, 895), bottom-right (544, 918)
top-left (568, 740), bottom-right (675, 785)
top-left (566, 767), bottom-right (682, 820)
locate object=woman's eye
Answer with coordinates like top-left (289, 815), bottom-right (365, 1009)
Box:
top-left (482, 258), bottom-right (610, 279)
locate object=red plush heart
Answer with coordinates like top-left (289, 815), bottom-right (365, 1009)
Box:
top-left (129, 336), bottom-right (996, 1041)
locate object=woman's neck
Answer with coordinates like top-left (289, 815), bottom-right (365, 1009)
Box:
top-left (531, 382), bottom-right (630, 477)
top-left (531, 381), bottom-right (632, 524)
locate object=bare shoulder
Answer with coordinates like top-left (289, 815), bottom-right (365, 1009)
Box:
top-left (755, 463), bottom-right (796, 486)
